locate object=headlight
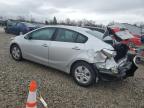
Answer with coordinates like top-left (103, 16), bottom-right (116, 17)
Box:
top-left (101, 49), bottom-right (116, 58)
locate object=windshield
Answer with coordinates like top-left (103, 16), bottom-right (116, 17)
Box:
top-left (86, 30), bottom-right (104, 40)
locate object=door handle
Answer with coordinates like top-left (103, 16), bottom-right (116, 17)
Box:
top-left (72, 46), bottom-right (80, 50)
top-left (41, 44), bottom-right (48, 47)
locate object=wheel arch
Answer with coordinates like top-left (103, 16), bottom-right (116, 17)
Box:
top-left (70, 60), bottom-right (94, 75)
top-left (10, 43), bottom-right (20, 54)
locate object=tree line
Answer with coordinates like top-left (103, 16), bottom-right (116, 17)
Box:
top-left (45, 16), bottom-right (105, 28)
top-left (0, 15), bottom-right (144, 29)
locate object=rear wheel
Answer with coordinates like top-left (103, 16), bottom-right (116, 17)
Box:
top-left (72, 61), bottom-right (96, 87)
top-left (10, 44), bottom-right (22, 61)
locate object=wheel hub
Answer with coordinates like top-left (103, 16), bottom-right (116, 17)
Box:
top-left (75, 66), bottom-right (91, 84)
top-left (12, 47), bottom-right (20, 59)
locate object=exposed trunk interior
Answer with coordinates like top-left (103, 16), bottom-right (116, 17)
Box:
top-left (114, 43), bottom-right (129, 62)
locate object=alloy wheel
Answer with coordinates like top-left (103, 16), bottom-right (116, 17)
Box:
top-left (74, 66), bottom-right (91, 84)
top-left (11, 46), bottom-right (21, 60)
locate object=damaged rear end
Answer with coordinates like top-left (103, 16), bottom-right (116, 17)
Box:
top-left (94, 43), bottom-right (138, 81)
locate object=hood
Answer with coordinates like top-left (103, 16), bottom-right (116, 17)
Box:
top-left (115, 30), bottom-right (134, 40)
top-left (107, 26), bottom-right (134, 40)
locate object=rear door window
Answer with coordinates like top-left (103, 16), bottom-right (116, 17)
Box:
top-left (55, 28), bottom-right (78, 43)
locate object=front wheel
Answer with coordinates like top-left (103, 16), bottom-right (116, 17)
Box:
top-left (10, 44), bottom-right (22, 61)
top-left (72, 61), bottom-right (96, 87)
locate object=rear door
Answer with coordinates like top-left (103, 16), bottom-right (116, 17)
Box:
top-left (49, 28), bottom-right (87, 71)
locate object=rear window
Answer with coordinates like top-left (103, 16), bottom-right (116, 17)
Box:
top-left (86, 30), bottom-right (104, 40)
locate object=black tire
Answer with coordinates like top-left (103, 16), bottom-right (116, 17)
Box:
top-left (72, 61), bottom-right (96, 87)
top-left (135, 57), bottom-right (141, 64)
top-left (10, 44), bottom-right (22, 61)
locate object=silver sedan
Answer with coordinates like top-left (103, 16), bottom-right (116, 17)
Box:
top-left (10, 25), bottom-right (137, 87)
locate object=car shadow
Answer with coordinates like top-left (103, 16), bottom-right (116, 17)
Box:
top-left (18, 58), bottom-right (71, 77)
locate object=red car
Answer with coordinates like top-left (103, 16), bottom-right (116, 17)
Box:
top-left (84, 26), bottom-right (142, 53)
top-left (109, 27), bottom-right (142, 48)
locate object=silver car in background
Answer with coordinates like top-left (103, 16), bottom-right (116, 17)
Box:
top-left (10, 25), bottom-right (137, 87)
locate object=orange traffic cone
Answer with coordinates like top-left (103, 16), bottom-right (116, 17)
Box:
top-left (26, 80), bottom-right (37, 108)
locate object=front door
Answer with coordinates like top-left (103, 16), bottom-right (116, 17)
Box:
top-left (21, 28), bottom-right (56, 65)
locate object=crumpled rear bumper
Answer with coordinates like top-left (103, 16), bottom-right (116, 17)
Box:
top-left (124, 61), bottom-right (138, 77)
top-left (115, 61), bottom-right (137, 78)
top-left (94, 55), bottom-right (138, 81)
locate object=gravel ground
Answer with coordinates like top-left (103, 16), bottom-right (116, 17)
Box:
top-left (0, 27), bottom-right (144, 108)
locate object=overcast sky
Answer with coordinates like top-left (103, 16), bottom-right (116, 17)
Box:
top-left (0, 0), bottom-right (144, 24)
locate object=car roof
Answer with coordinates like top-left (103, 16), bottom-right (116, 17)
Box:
top-left (83, 26), bottom-right (106, 33)
top-left (21, 22), bottom-right (36, 27)
top-left (40, 25), bottom-right (90, 33)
